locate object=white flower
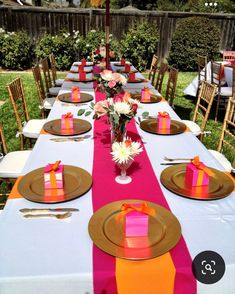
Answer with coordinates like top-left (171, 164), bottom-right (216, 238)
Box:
top-left (129, 141), bottom-right (143, 156)
top-left (90, 29), bottom-right (96, 33)
top-left (100, 69), bottom-right (113, 81)
top-left (76, 39), bottom-right (80, 44)
top-left (114, 102), bottom-right (131, 115)
top-left (86, 44), bottom-right (90, 47)
top-left (0, 28), bottom-right (5, 33)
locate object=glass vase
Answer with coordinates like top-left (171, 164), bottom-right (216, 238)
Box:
top-left (115, 159), bottom-right (134, 184)
top-left (110, 121), bottom-right (127, 144)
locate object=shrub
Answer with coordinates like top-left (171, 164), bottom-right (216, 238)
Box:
top-left (119, 21), bottom-right (159, 71)
top-left (168, 17), bottom-right (221, 71)
top-left (0, 30), bottom-right (34, 70)
top-left (35, 32), bottom-right (77, 70)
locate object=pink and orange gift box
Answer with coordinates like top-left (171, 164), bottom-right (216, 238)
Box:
top-left (185, 156), bottom-right (214, 187)
top-left (157, 112), bottom-right (171, 130)
top-left (71, 87), bottom-right (81, 102)
top-left (61, 112), bottom-right (74, 130)
top-left (141, 88), bottom-right (151, 102)
top-left (117, 202), bottom-right (156, 237)
top-left (44, 160), bottom-right (64, 190)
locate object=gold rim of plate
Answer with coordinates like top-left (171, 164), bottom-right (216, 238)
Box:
top-left (69, 69), bottom-right (93, 74)
top-left (127, 78), bottom-right (146, 83)
top-left (114, 63), bottom-right (132, 67)
top-left (73, 62), bottom-right (94, 67)
top-left (131, 93), bottom-right (162, 104)
top-left (140, 118), bottom-right (186, 135)
top-left (18, 165), bottom-right (92, 204)
top-left (88, 199), bottom-right (181, 260)
top-left (66, 78), bottom-right (95, 83)
top-left (43, 118), bottom-right (92, 136)
top-left (58, 93), bottom-right (94, 104)
top-left (160, 164), bottom-right (234, 200)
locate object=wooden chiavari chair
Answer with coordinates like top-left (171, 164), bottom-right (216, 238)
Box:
top-left (148, 54), bottom-right (158, 85)
top-left (209, 97), bottom-right (235, 172)
top-left (154, 63), bottom-right (168, 94)
top-left (7, 78), bottom-right (46, 150)
top-left (32, 64), bottom-right (55, 118)
top-left (182, 81), bottom-right (217, 142)
top-left (197, 55), bottom-right (207, 96)
top-left (0, 124), bottom-right (31, 204)
top-left (165, 67), bottom-right (178, 107)
top-left (49, 53), bottom-right (64, 87)
top-left (41, 57), bottom-right (61, 97)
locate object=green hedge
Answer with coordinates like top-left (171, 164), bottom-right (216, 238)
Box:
top-left (168, 17), bottom-right (221, 71)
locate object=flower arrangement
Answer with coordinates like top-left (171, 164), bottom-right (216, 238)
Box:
top-left (93, 92), bottom-right (140, 142)
top-left (111, 137), bottom-right (143, 165)
top-left (97, 69), bottom-right (127, 98)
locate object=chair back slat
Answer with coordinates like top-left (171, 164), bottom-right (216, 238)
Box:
top-left (7, 78), bottom-right (29, 134)
top-left (148, 54), bottom-right (158, 84)
top-left (217, 98), bottom-right (235, 159)
top-left (165, 67), bottom-right (178, 106)
top-left (192, 81), bottom-right (217, 141)
top-left (41, 57), bottom-right (52, 93)
top-left (32, 65), bottom-right (46, 104)
top-left (0, 124), bottom-right (7, 155)
top-left (155, 63), bottom-right (168, 93)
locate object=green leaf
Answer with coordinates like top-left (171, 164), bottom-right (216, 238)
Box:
top-left (77, 109), bottom-right (85, 116)
top-left (142, 111), bottom-right (149, 119)
top-left (85, 111), bottom-right (92, 116)
top-left (90, 102), bottom-right (95, 108)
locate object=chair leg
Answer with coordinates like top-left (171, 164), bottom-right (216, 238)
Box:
top-left (215, 94), bottom-right (221, 122)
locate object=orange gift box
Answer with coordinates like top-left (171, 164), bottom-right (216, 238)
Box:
top-left (157, 112), bottom-right (171, 129)
top-left (61, 112), bottom-right (74, 130)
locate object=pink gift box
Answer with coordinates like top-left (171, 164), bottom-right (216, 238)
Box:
top-left (81, 58), bottom-right (86, 66)
top-left (71, 87), bottom-right (81, 102)
top-left (61, 113), bottom-right (74, 130)
top-left (141, 88), bottom-right (150, 101)
top-left (78, 65), bottom-right (84, 72)
top-left (125, 64), bottom-right (131, 72)
top-left (79, 71), bottom-right (86, 81)
top-left (157, 112), bottom-right (171, 130)
top-left (185, 162), bottom-right (209, 187)
top-left (121, 58), bottom-right (126, 66)
top-left (128, 72), bottom-right (136, 82)
top-left (125, 205), bottom-right (148, 237)
top-left (44, 162), bottom-right (64, 189)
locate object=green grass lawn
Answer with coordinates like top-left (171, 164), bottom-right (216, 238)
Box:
top-left (0, 70), bottom-right (233, 204)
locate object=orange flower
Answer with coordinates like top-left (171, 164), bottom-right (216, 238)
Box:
top-left (90, 0), bottom-right (103, 7)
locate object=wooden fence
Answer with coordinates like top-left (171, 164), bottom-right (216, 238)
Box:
top-left (0, 6), bottom-right (234, 60)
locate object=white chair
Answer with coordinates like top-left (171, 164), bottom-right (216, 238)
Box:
top-left (182, 81), bottom-right (217, 142)
top-left (209, 97), bottom-right (235, 172)
top-left (0, 124), bottom-right (31, 208)
top-left (7, 78), bottom-right (46, 150)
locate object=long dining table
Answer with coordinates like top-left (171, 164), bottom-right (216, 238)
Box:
top-left (0, 62), bottom-right (234, 294)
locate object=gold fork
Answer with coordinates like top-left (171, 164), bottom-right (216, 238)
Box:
top-left (23, 212), bottom-right (72, 219)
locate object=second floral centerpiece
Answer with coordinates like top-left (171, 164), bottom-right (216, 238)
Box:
top-left (93, 92), bottom-right (140, 143)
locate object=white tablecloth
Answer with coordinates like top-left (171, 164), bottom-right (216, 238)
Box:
top-left (0, 63), bottom-right (234, 294)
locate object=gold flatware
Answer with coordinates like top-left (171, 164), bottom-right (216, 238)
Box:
top-left (163, 156), bottom-right (193, 162)
top-left (20, 208), bottom-right (79, 213)
top-left (23, 211), bottom-right (72, 219)
top-left (50, 137), bottom-right (84, 142)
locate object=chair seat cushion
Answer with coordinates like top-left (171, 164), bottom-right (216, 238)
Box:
top-left (23, 119), bottom-right (46, 139)
top-left (55, 79), bottom-right (64, 86)
top-left (220, 87), bottom-right (232, 97)
top-left (181, 120), bottom-right (201, 136)
top-left (208, 150), bottom-right (232, 172)
top-left (43, 97), bottom-right (56, 109)
top-left (0, 150), bottom-right (31, 178)
top-left (49, 87), bottom-right (61, 96)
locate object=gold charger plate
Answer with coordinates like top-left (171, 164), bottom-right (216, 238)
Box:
top-left (58, 93), bottom-right (93, 104)
top-left (127, 78), bottom-right (146, 84)
top-left (131, 93), bottom-right (162, 104)
top-left (160, 164), bottom-right (234, 200)
top-left (67, 77), bottom-right (95, 83)
top-left (113, 63), bottom-right (132, 67)
top-left (18, 165), bottom-right (92, 204)
top-left (69, 69), bottom-right (93, 74)
top-left (43, 119), bottom-right (92, 136)
top-left (140, 118), bottom-right (186, 135)
top-left (88, 200), bottom-right (181, 260)
top-left (73, 62), bottom-right (94, 67)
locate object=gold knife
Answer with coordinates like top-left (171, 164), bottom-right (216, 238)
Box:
top-left (20, 208), bottom-right (79, 213)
